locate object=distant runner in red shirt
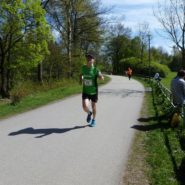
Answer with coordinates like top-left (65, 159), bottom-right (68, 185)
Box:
top-left (126, 67), bottom-right (132, 80)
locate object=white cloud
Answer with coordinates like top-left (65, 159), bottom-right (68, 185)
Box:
top-left (101, 0), bottom-right (157, 6)
top-left (100, 0), bottom-right (173, 53)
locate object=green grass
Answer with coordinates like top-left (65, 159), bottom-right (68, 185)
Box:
top-left (137, 74), bottom-right (185, 185)
top-left (0, 76), bottom-right (110, 119)
top-left (160, 71), bottom-right (176, 89)
top-left (144, 92), bottom-right (181, 185)
top-left (0, 83), bottom-right (81, 119)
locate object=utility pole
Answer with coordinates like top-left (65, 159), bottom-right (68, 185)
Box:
top-left (148, 34), bottom-right (151, 80)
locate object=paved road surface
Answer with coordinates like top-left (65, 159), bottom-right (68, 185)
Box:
top-left (0, 75), bottom-right (145, 185)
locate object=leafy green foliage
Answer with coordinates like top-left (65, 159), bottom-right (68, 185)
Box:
top-left (104, 23), bottom-right (172, 76)
top-left (160, 71), bottom-right (176, 89)
top-left (169, 53), bottom-right (182, 72)
top-left (12, 0), bottom-right (52, 70)
top-left (46, 0), bottom-right (104, 78)
top-left (0, 0), bottom-right (52, 97)
top-left (120, 57), bottom-right (170, 77)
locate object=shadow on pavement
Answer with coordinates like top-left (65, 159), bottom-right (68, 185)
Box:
top-left (131, 123), bottom-right (170, 131)
top-left (8, 125), bottom-right (88, 138)
top-left (138, 116), bottom-right (157, 122)
top-left (99, 88), bottom-right (144, 98)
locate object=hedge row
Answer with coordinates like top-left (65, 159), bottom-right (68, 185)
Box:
top-left (120, 57), bottom-right (170, 77)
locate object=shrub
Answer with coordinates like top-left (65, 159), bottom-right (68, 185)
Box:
top-left (120, 57), bottom-right (170, 77)
top-left (9, 79), bottom-right (79, 105)
top-left (10, 84), bottom-right (29, 105)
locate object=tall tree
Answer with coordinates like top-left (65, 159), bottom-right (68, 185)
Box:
top-left (154, 0), bottom-right (185, 68)
top-left (43, 41), bottom-right (65, 80)
top-left (0, 0), bottom-right (52, 98)
top-left (45, 0), bottom-right (105, 77)
top-left (108, 35), bottom-right (132, 74)
top-left (105, 23), bottom-right (132, 74)
top-left (138, 22), bottom-right (150, 62)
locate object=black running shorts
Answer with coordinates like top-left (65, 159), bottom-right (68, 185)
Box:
top-left (82, 93), bottom-right (98, 103)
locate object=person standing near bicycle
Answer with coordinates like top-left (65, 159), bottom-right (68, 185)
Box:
top-left (80, 54), bottom-right (104, 127)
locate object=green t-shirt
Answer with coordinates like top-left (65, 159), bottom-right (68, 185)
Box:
top-left (81, 65), bottom-right (100, 95)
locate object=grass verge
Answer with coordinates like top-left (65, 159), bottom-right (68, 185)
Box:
top-left (123, 78), bottom-right (151, 185)
top-left (160, 71), bottom-right (176, 89)
top-left (123, 76), bottom-right (185, 185)
top-left (0, 76), bottom-right (110, 119)
top-left (144, 80), bottom-right (184, 185)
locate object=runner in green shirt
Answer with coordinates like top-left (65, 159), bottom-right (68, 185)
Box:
top-left (80, 54), bottom-right (104, 127)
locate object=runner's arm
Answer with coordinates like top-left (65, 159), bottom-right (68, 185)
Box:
top-left (98, 71), bottom-right (104, 80)
top-left (80, 74), bottom-right (83, 85)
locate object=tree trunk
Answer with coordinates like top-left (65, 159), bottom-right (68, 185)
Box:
top-left (140, 42), bottom-right (144, 62)
top-left (38, 62), bottom-right (43, 84)
top-left (0, 54), bottom-right (10, 98)
top-left (1, 66), bottom-right (9, 98)
top-left (67, 7), bottom-right (72, 78)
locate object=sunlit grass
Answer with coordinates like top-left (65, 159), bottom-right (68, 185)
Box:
top-left (135, 76), bottom-right (183, 185)
top-left (0, 76), bottom-right (110, 119)
top-left (161, 71), bottom-right (176, 89)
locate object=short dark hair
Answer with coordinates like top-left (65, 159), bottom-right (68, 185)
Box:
top-left (86, 54), bottom-right (94, 59)
top-left (177, 69), bottom-right (185, 77)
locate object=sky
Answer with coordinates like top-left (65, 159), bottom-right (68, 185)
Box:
top-left (100, 0), bottom-right (173, 54)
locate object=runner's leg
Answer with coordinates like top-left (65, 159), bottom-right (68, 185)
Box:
top-left (91, 101), bottom-right (96, 120)
top-left (83, 98), bottom-right (92, 123)
top-left (82, 99), bottom-right (90, 113)
top-left (89, 101), bottom-right (96, 127)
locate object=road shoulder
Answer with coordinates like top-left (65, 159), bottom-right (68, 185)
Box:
top-left (122, 93), bottom-right (150, 185)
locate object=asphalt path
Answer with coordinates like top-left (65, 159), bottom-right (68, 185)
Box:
top-left (0, 75), bottom-right (145, 185)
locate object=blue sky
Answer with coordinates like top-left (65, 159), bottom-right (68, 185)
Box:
top-left (100, 0), bottom-right (173, 54)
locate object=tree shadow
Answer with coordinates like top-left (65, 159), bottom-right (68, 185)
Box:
top-left (138, 114), bottom-right (172, 123)
top-left (179, 136), bottom-right (185, 151)
top-left (138, 116), bottom-right (157, 122)
top-left (134, 115), bottom-right (171, 131)
top-left (131, 123), bottom-right (170, 131)
top-left (133, 121), bottom-right (185, 184)
top-left (164, 132), bottom-right (185, 185)
top-left (8, 125), bottom-right (89, 138)
top-left (176, 157), bottom-right (185, 184)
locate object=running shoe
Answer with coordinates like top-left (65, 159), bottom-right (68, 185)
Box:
top-left (90, 119), bottom-right (96, 127)
top-left (86, 111), bottom-right (92, 123)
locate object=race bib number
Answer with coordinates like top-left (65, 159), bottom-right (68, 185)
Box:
top-left (84, 79), bottom-right (93, 86)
